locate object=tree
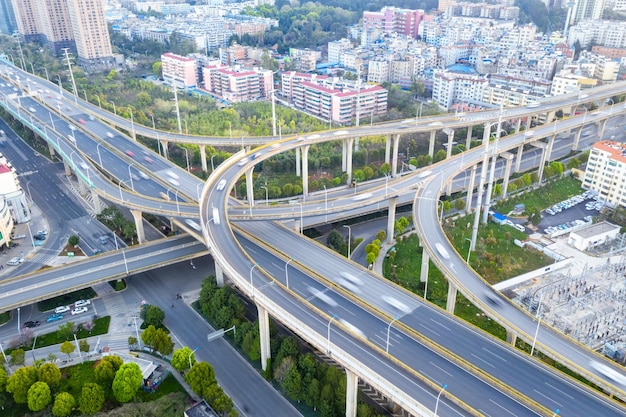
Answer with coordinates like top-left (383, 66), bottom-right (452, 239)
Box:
top-left (172, 347), bottom-right (196, 372)
top-left (10, 348), bottom-right (25, 366)
top-left (60, 341), bottom-right (75, 359)
top-left (433, 149), bottom-right (447, 163)
top-left (152, 328), bottom-right (174, 356)
top-left (94, 355), bottom-right (123, 386)
top-left (57, 322), bottom-right (75, 341)
top-left (379, 162), bottom-right (391, 175)
top-left (567, 158), bottom-right (580, 169)
top-left (27, 381), bottom-right (51, 412)
top-left (366, 252), bottom-right (376, 265)
top-left (454, 199), bottom-right (466, 211)
top-left (52, 392), bottom-right (75, 417)
top-left (79, 339), bottom-right (90, 354)
top-left (376, 230), bottom-right (386, 242)
top-left (0, 367), bottom-right (7, 392)
top-left (152, 61), bottom-right (162, 78)
top-left (128, 336), bottom-right (138, 349)
top-left (141, 305), bottom-right (165, 328)
top-left (6, 366), bottom-right (37, 404)
top-left (141, 325), bottom-right (157, 350)
top-left (68, 234), bottom-right (79, 247)
top-left (442, 200), bottom-right (451, 213)
top-left (79, 383), bottom-right (104, 415)
top-left (112, 363), bottom-right (143, 403)
top-left (38, 363), bottom-right (62, 390)
top-left (185, 362), bottom-right (217, 398)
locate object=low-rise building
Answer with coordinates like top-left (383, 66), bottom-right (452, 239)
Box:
top-left (568, 222), bottom-right (620, 252)
top-left (202, 64), bottom-right (272, 103)
top-left (161, 52), bottom-right (197, 89)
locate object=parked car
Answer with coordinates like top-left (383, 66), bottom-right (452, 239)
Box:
top-left (54, 305), bottom-right (71, 314)
top-left (74, 299), bottom-right (91, 308)
top-left (7, 257), bottom-right (24, 266)
top-left (33, 234), bottom-right (46, 240)
top-left (23, 320), bottom-right (40, 328)
top-left (46, 313), bottom-right (63, 323)
top-left (71, 306), bottom-right (88, 315)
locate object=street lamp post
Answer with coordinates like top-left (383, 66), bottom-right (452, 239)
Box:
top-left (323, 185), bottom-right (328, 223)
top-left (343, 225), bottom-right (352, 259)
top-left (42, 67), bottom-right (49, 81)
top-left (386, 316), bottom-right (398, 353)
top-left (188, 347), bottom-right (199, 369)
top-left (82, 90), bottom-right (87, 102)
top-left (196, 183), bottom-right (202, 201)
top-left (26, 222), bottom-right (35, 248)
top-left (211, 154), bottom-right (217, 172)
top-left (96, 143), bottom-right (104, 166)
top-left (110, 101), bottom-right (116, 115)
top-left (56, 75), bottom-right (63, 94)
top-left (530, 292), bottom-right (544, 356)
top-left (249, 263), bottom-right (258, 297)
top-left (96, 96), bottom-right (101, 108)
top-left (434, 384), bottom-right (447, 416)
top-left (227, 121), bottom-right (232, 138)
top-left (128, 163), bottom-right (135, 191)
top-left (285, 258), bottom-right (293, 288)
top-left (150, 114), bottom-right (155, 130)
top-left (261, 185), bottom-right (268, 206)
top-left (465, 237), bottom-right (471, 264)
top-left (181, 147), bottom-right (190, 173)
top-left (129, 107), bottom-right (135, 137)
top-left (122, 248), bottom-right (129, 275)
top-left (183, 119), bottom-right (188, 135)
top-left (25, 180), bottom-right (33, 202)
top-left (327, 314), bottom-right (337, 354)
top-left (31, 333), bottom-right (38, 362)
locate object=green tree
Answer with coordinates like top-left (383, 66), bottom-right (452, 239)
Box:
top-left (60, 341), bottom-right (75, 359)
top-left (433, 149), bottom-right (447, 163)
top-left (38, 363), bottom-right (62, 390)
top-left (416, 154), bottom-right (432, 167)
top-left (152, 61), bottom-right (162, 78)
top-left (79, 383), bottom-right (104, 415)
top-left (141, 305), bottom-right (165, 328)
top-left (57, 322), bottom-right (75, 341)
top-left (185, 362), bottom-right (217, 398)
top-left (27, 381), bottom-right (51, 412)
top-left (172, 347), bottom-right (196, 372)
top-left (141, 325), bottom-right (157, 350)
top-left (366, 252), bottom-right (376, 265)
top-left (379, 162), bottom-right (391, 175)
top-left (68, 235), bottom-right (79, 246)
top-left (128, 336), bottom-right (138, 349)
top-left (152, 328), bottom-right (175, 357)
top-left (10, 348), bottom-right (25, 366)
top-left (52, 392), bottom-right (75, 417)
top-left (376, 230), bottom-right (386, 242)
top-left (79, 339), bottom-right (90, 353)
top-left (6, 366), bottom-right (37, 404)
top-left (112, 363), bottom-right (143, 403)
top-left (94, 358), bottom-right (117, 386)
top-left (454, 199), bottom-right (466, 211)
top-left (0, 367), bottom-right (7, 391)
top-left (363, 166), bottom-right (374, 180)
top-left (442, 200), bottom-right (451, 213)
top-left (567, 158), bottom-right (581, 169)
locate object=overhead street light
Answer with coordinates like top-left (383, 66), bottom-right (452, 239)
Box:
top-left (434, 383), bottom-right (447, 416)
top-left (343, 225), bottom-right (352, 259)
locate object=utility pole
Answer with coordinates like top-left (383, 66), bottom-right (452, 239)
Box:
top-left (173, 86), bottom-right (182, 134)
top-left (62, 48), bottom-right (78, 103)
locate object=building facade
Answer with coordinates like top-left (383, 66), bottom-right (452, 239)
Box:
top-left (363, 7), bottom-right (424, 39)
top-left (202, 64), bottom-right (272, 103)
top-left (583, 140), bottom-right (626, 208)
top-left (162, 52), bottom-right (198, 89)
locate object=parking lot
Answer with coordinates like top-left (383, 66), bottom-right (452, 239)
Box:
top-left (538, 191), bottom-right (601, 235)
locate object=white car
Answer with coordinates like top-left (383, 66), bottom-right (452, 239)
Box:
top-left (71, 306), bottom-right (88, 315)
top-left (54, 305), bottom-right (71, 314)
top-left (74, 299), bottom-right (91, 308)
top-left (7, 257), bottom-right (24, 266)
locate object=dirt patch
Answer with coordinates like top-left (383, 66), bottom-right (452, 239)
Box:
top-left (61, 245), bottom-right (86, 257)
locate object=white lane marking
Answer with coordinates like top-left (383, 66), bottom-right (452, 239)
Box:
top-left (428, 361), bottom-right (454, 378)
top-left (481, 347), bottom-right (507, 362)
top-left (470, 352), bottom-right (496, 368)
top-left (488, 399), bottom-right (519, 416)
top-left (418, 322), bottom-right (440, 337)
top-left (533, 389), bottom-right (563, 407)
top-left (543, 382), bottom-right (574, 400)
top-left (429, 318), bottom-right (452, 331)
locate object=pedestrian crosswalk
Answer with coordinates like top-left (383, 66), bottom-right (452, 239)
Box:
top-left (97, 291), bottom-right (142, 353)
top-left (62, 175), bottom-right (107, 218)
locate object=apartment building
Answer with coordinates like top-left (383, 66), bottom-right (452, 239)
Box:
top-left (162, 52), bottom-right (198, 89)
top-left (583, 141), bottom-right (626, 208)
top-left (363, 7), bottom-right (424, 39)
top-left (66, 0), bottom-right (114, 69)
top-left (0, 154), bottom-right (27, 226)
top-left (432, 65), bottom-right (488, 109)
top-left (202, 64), bottom-right (272, 103)
top-left (328, 38), bottom-right (352, 64)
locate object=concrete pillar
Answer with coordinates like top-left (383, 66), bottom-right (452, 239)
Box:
top-left (444, 128), bottom-right (455, 159)
top-left (64, 160), bottom-right (72, 176)
top-left (428, 130), bottom-right (436, 158)
top-left (446, 282), bottom-right (457, 314)
top-left (245, 168), bottom-right (254, 205)
top-left (295, 147), bottom-right (301, 177)
top-left (77, 179), bottom-right (87, 196)
top-left (215, 263), bottom-right (224, 286)
top-left (391, 134), bottom-right (400, 178)
top-left (342, 140), bottom-right (347, 172)
top-left (345, 369), bottom-right (358, 417)
top-left (597, 119), bottom-right (608, 139)
top-left (545, 134), bottom-right (556, 162)
top-left (500, 152), bottom-right (514, 199)
top-left (465, 126), bottom-right (473, 150)
top-left (346, 138), bottom-right (354, 186)
top-left (385, 135), bottom-right (391, 164)
top-left (506, 330), bottom-right (517, 346)
top-left (572, 127), bottom-right (583, 151)
top-left (420, 251), bottom-right (429, 283)
top-left (257, 304), bottom-right (271, 371)
top-left (515, 119), bottom-right (521, 133)
top-left (470, 126), bottom-right (492, 250)
top-left (465, 164), bottom-right (477, 211)
top-left (200, 144), bottom-right (207, 172)
top-left (130, 209), bottom-right (145, 244)
top-left (160, 140), bottom-right (169, 160)
top-left (91, 190), bottom-right (103, 215)
top-left (386, 197), bottom-right (397, 244)
top-left (302, 145), bottom-right (310, 197)
top-left (546, 110), bottom-right (555, 123)
top-left (48, 142), bottom-right (55, 157)
top-left (514, 144), bottom-right (524, 173)
top-left (533, 141), bottom-right (548, 183)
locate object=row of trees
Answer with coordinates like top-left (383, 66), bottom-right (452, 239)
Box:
top-left (197, 276), bottom-right (387, 417)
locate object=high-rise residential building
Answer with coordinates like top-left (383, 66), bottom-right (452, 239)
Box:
top-left (162, 52), bottom-right (198, 89)
top-left (583, 140), bottom-right (626, 208)
top-left (569, 0), bottom-right (606, 25)
top-left (0, 0), bottom-right (16, 35)
top-left (11, 0), bottom-right (113, 68)
top-left (363, 7), bottom-right (424, 40)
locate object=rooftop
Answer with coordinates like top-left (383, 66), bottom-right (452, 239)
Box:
top-left (185, 400), bottom-right (218, 417)
top-left (593, 140), bottom-right (626, 164)
top-left (570, 222), bottom-right (620, 239)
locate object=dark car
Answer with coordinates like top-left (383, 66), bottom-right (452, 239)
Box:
top-left (33, 234), bottom-right (46, 241)
top-left (10, 242), bottom-right (19, 248)
top-left (23, 320), bottom-right (40, 328)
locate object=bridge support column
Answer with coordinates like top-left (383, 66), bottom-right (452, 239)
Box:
top-left (257, 304), bottom-right (271, 371)
top-left (302, 145), bottom-right (310, 197)
top-left (465, 164), bottom-right (477, 211)
top-left (342, 140), bottom-right (347, 172)
top-left (345, 369), bottom-right (358, 417)
top-left (470, 126), bottom-right (492, 249)
top-left (420, 250), bottom-right (429, 283)
top-left (200, 145), bottom-right (207, 172)
top-left (533, 141), bottom-right (549, 183)
top-left (428, 130), bottom-right (436, 158)
top-left (546, 110), bottom-right (555, 123)
top-left (48, 142), bottom-right (55, 157)
top-left (465, 126), bottom-right (473, 150)
top-left (385, 135), bottom-right (391, 164)
top-left (160, 140), bottom-right (169, 160)
top-left (446, 282), bottom-right (457, 314)
top-left (77, 178), bottom-right (87, 196)
top-left (391, 134), bottom-right (400, 178)
top-left (514, 144), bottom-right (524, 173)
top-left (572, 127), bottom-right (583, 151)
top-left (215, 263), bottom-right (224, 287)
top-left (246, 168), bottom-right (254, 206)
top-left (130, 210), bottom-right (145, 244)
top-left (295, 147), bottom-right (301, 177)
top-left (91, 190), bottom-right (103, 215)
top-left (506, 329), bottom-right (517, 345)
top-left (346, 138), bottom-right (354, 186)
top-left (386, 197), bottom-right (397, 245)
top-left (500, 152), bottom-right (514, 199)
top-left (597, 119), bottom-right (608, 139)
top-left (515, 119), bottom-right (521, 133)
top-left (64, 160), bottom-right (72, 177)
top-left (444, 128), bottom-right (455, 159)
